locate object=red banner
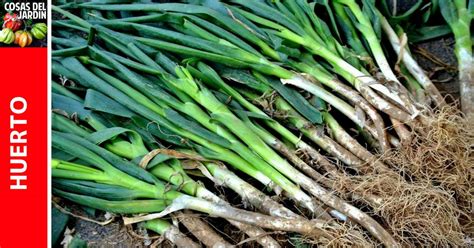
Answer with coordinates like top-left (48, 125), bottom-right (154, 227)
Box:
top-left (0, 48), bottom-right (48, 248)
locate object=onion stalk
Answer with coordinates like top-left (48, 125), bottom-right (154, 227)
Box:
top-left (440, 0), bottom-right (473, 118)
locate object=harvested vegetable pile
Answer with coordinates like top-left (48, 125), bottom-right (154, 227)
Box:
top-left (51, 0), bottom-right (473, 247)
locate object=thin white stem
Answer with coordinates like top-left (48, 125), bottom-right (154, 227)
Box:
top-left (380, 15), bottom-right (446, 107)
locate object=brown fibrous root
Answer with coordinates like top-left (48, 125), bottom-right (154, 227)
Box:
top-left (300, 221), bottom-right (376, 248)
top-left (385, 105), bottom-right (473, 225)
top-left (331, 105), bottom-right (473, 246)
top-left (334, 172), bottom-right (465, 246)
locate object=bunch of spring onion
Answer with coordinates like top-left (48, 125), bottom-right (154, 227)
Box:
top-left (51, 1), bottom-right (469, 247)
